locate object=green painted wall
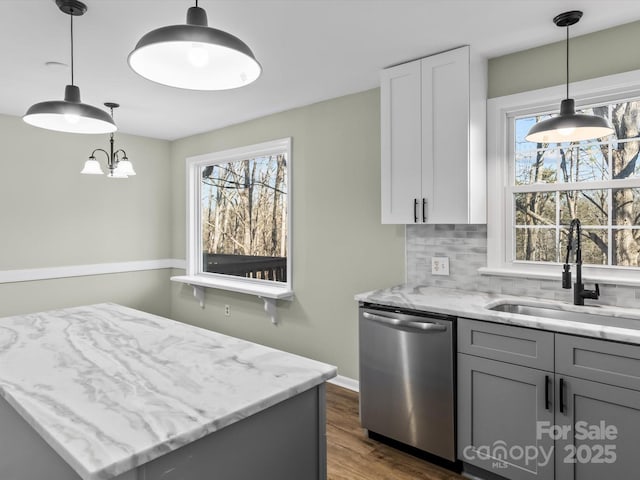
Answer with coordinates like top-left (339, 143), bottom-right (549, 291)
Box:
top-left (489, 20), bottom-right (640, 98)
top-left (169, 89), bottom-right (405, 379)
top-left (0, 114), bottom-right (172, 317)
top-left (0, 271), bottom-right (171, 318)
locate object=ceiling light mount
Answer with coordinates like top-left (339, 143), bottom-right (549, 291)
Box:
top-left (525, 10), bottom-right (614, 144)
top-left (23, 0), bottom-right (116, 134)
top-left (553, 10), bottom-right (582, 28)
top-left (55, 0), bottom-right (87, 16)
top-left (128, 0), bottom-right (262, 91)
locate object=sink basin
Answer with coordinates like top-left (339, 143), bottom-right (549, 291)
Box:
top-left (487, 301), bottom-right (640, 330)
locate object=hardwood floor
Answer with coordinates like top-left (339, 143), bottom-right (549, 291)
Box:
top-left (326, 383), bottom-right (465, 480)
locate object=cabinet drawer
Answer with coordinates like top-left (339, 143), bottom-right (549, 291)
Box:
top-left (556, 334), bottom-right (640, 390)
top-left (458, 319), bottom-right (554, 370)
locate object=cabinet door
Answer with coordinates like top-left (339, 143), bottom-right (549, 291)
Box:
top-left (555, 376), bottom-right (640, 480)
top-left (458, 354), bottom-right (554, 480)
top-left (380, 60), bottom-right (422, 224)
top-left (421, 46), bottom-right (470, 224)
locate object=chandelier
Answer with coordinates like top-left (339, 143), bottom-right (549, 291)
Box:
top-left (81, 103), bottom-right (136, 178)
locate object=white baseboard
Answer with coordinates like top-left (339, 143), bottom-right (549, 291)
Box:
top-left (328, 375), bottom-right (359, 392)
top-left (0, 259), bottom-right (185, 284)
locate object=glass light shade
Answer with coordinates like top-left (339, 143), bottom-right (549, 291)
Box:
top-left (128, 6), bottom-right (261, 91)
top-left (80, 158), bottom-right (104, 175)
top-left (23, 85), bottom-right (117, 134)
top-left (117, 158), bottom-right (136, 176)
top-left (526, 99), bottom-right (615, 143)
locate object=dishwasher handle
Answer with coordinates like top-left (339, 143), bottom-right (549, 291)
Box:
top-left (362, 311), bottom-right (448, 332)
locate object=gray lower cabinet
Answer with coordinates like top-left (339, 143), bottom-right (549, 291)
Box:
top-left (553, 333), bottom-right (640, 480)
top-left (554, 376), bottom-right (640, 480)
top-left (457, 353), bottom-right (554, 480)
top-left (458, 319), bottom-right (640, 480)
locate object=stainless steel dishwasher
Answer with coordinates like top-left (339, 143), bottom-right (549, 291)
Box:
top-left (359, 303), bottom-right (456, 461)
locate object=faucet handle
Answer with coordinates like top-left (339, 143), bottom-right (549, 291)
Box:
top-left (583, 283), bottom-right (600, 300)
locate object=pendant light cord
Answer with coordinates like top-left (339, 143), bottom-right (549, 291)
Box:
top-left (70, 10), bottom-right (75, 85)
top-left (565, 25), bottom-right (569, 100)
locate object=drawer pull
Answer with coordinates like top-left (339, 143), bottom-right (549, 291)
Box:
top-left (559, 377), bottom-right (565, 413)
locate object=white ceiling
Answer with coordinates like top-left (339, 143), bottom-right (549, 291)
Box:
top-left (2, 0), bottom-right (640, 140)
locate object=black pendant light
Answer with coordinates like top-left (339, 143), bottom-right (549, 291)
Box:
top-left (23, 0), bottom-right (116, 134)
top-left (128, 0), bottom-right (261, 91)
top-left (525, 11), bottom-right (614, 143)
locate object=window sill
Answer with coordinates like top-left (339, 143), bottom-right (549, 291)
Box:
top-left (171, 275), bottom-right (293, 325)
top-left (479, 266), bottom-right (640, 287)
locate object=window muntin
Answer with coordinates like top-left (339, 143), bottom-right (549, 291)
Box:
top-left (510, 99), bottom-right (640, 268)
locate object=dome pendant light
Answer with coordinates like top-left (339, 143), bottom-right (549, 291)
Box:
top-left (128, 0), bottom-right (262, 90)
top-left (525, 11), bottom-right (614, 144)
top-left (23, 0), bottom-right (116, 134)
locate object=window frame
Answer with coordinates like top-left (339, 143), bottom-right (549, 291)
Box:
top-left (484, 69), bottom-right (640, 286)
top-left (183, 137), bottom-right (293, 298)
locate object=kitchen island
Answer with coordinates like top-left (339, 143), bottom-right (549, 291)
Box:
top-left (0, 303), bottom-right (336, 480)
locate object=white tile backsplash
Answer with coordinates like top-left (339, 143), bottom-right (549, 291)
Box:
top-left (406, 225), bottom-right (640, 308)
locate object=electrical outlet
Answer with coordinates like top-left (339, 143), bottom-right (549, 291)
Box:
top-left (431, 256), bottom-right (450, 276)
top-left (224, 305), bottom-right (231, 317)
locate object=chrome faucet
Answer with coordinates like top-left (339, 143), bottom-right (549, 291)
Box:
top-left (562, 218), bottom-right (600, 305)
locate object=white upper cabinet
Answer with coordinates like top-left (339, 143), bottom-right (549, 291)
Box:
top-left (380, 46), bottom-right (487, 224)
top-left (380, 61), bottom-right (422, 224)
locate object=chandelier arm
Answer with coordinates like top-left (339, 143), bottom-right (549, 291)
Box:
top-left (113, 149), bottom-right (128, 159)
top-left (91, 148), bottom-right (109, 160)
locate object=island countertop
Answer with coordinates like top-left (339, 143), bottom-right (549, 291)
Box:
top-left (356, 284), bottom-right (640, 345)
top-left (0, 303), bottom-right (337, 480)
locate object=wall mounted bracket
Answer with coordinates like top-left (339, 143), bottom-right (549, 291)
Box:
top-left (191, 284), bottom-right (206, 308)
top-left (260, 297), bottom-right (278, 325)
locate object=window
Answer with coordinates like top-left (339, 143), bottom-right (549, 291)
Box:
top-left (513, 101), bottom-right (640, 267)
top-left (180, 138), bottom-right (292, 298)
top-left (486, 70), bottom-right (640, 285)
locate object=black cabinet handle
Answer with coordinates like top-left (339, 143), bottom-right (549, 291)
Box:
top-left (422, 198), bottom-right (427, 223)
top-left (414, 199), bottom-right (418, 223)
top-left (545, 375), bottom-right (550, 410)
top-left (559, 378), bottom-right (565, 413)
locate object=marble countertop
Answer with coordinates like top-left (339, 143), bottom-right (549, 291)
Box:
top-left (356, 284), bottom-right (640, 345)
top-left (0, 303), bottom-right (336, 480)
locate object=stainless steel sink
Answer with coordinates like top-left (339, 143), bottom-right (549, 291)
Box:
top-left (487, 301), bottom-right (640, 330)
